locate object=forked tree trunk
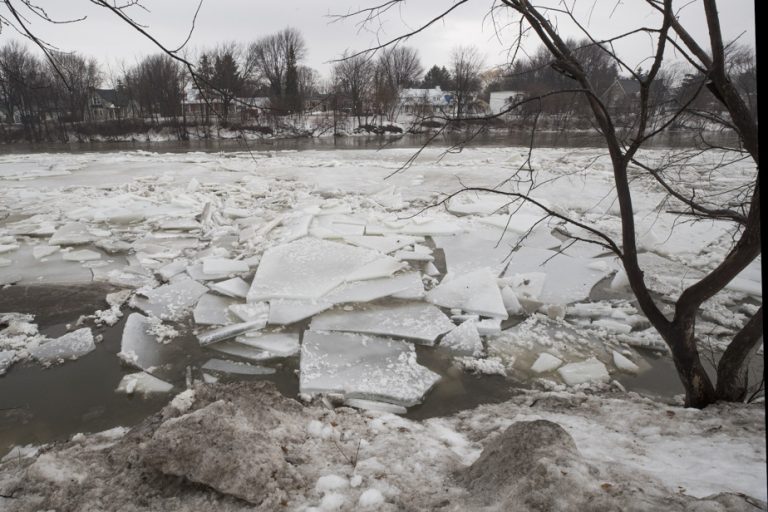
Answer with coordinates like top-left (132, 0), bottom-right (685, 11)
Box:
top-left (661, 320), bottom-right (717, 408)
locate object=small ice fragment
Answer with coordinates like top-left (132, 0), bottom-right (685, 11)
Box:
top-left (193, 293), bottom-right (237, 326)
top-left (32, 245), bottom-right (60, 260)
top-left (424, 262), bottom-right (440, 276)
top-left (115, 372), bottom-right (173, 395)
top-left (530, 353), bottom-right (563, 373)
top-left (557, 357), bottom-right (610, 386)
top-left (132, 276), bottom-right (208, 320)
top-left (500, 286), bottom-right (523, 315)
top-left (29, 328), bottom-right (95, 365)
top-left (427, 268), bottom-right (508, 319)
top-left (268, 299), bottom-right (333, 325)
top-left (202, 258), bottom-right (249, 275)
top-left (476, 318), bottom-right (502, 336)
top-left (394, 250), bottom-right (434, 262)
top-left (209, 277), bottom-right (250, 299)
top-left (0, 244), bottom-right (19, 255)
top-left (197, 320), bottom-right (267, 346)
top-left (344, 398), bottom-right (407, 415)
top-left (200, 358), bottom-right (275, 375)
top-left (62, 249), bottom-right (101, 262)
top-left (612, 350), bottom-right (640, 373)
top-left (208, 341), bottom-right (273, 362)
top-left (440, 320), bottom-right (483, 357)
top-left (592, 318), bottom-right (632, 334)
top-left (235, 332), bottom-right (300, 357)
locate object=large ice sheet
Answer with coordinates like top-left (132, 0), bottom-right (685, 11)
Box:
top-left (29, 328), bottom-right (95, 365)
top-left (209, 277), bottom-right (250, 298)
top-left (446, 192), bottom-right (511, 216)
top-left (207, 341), bottom-right (274, 362)
top-left (132, 276), bottom-right (208, 320)
top-left (48, 222), bottom-right (95, 245)
top-left (247, 237), bottom-right (401, 302)
top-left (300, 331), bottom-right (440, 406)
top-left (193, 293), bottom-right (237, 326)
top-left (427, 268), bottom-right (508, 319)
top-left (433, 231), bottom-right (513, 276)
top-left (197, 320), bottom-right (267, 346)
top-left (503, 247), bottom-right (610, 305)
top-left (309, 302), bottom-right (454, 345)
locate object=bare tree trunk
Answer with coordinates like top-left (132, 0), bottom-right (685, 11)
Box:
top-left (716, 307), bottom-right (764, 401)
top-left (661, 320), bottom-right (717, 407)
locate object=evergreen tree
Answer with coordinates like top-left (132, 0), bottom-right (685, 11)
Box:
top-left (422, 65), bottom-right (451, 89)
top-left (283, 43), bottom-right (302, 113)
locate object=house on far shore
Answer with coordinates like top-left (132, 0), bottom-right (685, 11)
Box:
top-left (601, 77), bottom-right (642, 112)
top-left (86, 88), bottom-right (138, 122)
top-left (489, 90), bottom-right (526, 115)
top-left (399, 86), bottom-right (453, 116)
top-left (183, 87), bottom-right (270, 123)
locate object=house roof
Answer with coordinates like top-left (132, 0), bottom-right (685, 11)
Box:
top-left (93, 88), bottom-right (131, 108)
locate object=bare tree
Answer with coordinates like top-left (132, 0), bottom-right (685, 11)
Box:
top-left (373, 45), bottom-right (422, 122)
top-left (332, 52), bottom-right (374, 126)
top-left (450, 45), bottom-right (484, 118)
top-left (247, 27), bottom-right (307, 112)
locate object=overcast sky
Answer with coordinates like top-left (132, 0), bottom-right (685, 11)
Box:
top-left (2, 0), bottom-right (756, 82)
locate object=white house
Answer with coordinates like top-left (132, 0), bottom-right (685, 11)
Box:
top-left (86, 88), bottom-right (138, 122)
top-left (489, 90), bottom-right (526, 115)
top-left (399, 86), bottom-right (453, 115)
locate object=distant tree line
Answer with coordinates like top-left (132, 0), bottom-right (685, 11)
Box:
top-left (0, 28), bottom-right (755, 142)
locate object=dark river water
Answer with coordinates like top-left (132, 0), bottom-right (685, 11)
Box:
top-left (0, 129), bottom-right (740, 155)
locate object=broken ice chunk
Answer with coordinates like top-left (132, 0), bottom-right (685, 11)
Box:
top-left (202, 258), bottom-right (249, 276)
top-left (193, 293), bottom-right (237, 326)
top-left (235, 332), bottom-right (300, 357)
top-left (197, 320), bottom-right (267, 346)
top-left (32, 245), bottom-right (60, 260)
top-left (268, 299), bottom-right (333, 325)
top-left (132, 276), bottom-right (208, 320)
top-left (427, 268), bottom-right (508, 319)
top-left (48, 222), bottom-right (95, 245)
top-left (29, 328), bottom-right (95, 365)
top-left (61, 249), bottom-right (101, 262)
top-left (612, 351), bottom-right (640, 373)
top-left (0, 244), bottom-right (19, 255)
top-left (433, 231), bottom-right (514, 276)
top-left (309, 302), bottom-right (454, 345)
top-left (446, 193), bottom-right (511, 216)
top-left (247, 238), bottom-right (401, 302)
top-left (504, 247), bottom-right (611, 305)
top-left (343, 235), bottom-right (421, 254)
top-left (156, 259), bottom-right (188, 281)
top-left (394, 250), bottom-right (434, 262)
top-left (207, 341), bottom-right (274, 362)
top-left (116, 372), bottom-right (174, 395)
top-left (326, 272), bottom-right (423, 304)
top-left (119, 313), bottom-right (164, 371)
top-left (476, 318), bottom-right (502, 336)
top-left (557, 357), bottom-right (610, 386)
top-left (529, 353), bottom-right (563, 374)
top-left (201, 358), bottom-right (275, 375)
top-left (209, 277), bottom-right (250, 299)
top-left (591, 318), bottom-right (633, 334)
top-left (229, 302), bottom-right (269, 323)
top-left (439, 320), bottom-right (483, 357)
top-left (300, 331), bottom-right (440, 406)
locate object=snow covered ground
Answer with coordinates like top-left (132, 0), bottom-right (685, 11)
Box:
top-left (0, 144), bottom-right (763, 508)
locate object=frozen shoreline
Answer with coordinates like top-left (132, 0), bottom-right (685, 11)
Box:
top-left (0, 382), bottom-right (764, 511)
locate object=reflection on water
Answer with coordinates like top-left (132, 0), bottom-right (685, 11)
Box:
top-left (0, 130), bottom-right (740, 156)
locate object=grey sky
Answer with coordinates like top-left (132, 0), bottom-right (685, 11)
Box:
top-left (2, 0), bottom-right (756, 82)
